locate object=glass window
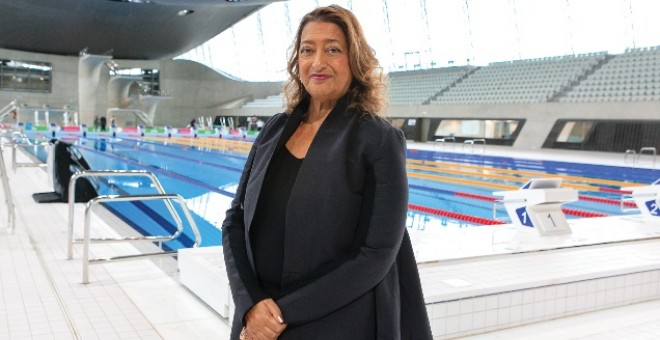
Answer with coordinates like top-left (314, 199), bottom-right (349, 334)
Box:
top-left (0, 59), bottom-right (52, 93)
top-left (113, 68), bottom-right (161, 95)
top-left (556, 121), bottom-right (595, 143)
top-left (434, 119), bottom-right (521, 140)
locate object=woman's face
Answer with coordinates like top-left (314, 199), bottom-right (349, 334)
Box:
top-left (298, 21), bottom-right (353, 105)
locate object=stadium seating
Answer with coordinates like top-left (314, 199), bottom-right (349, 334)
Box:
top-left (387, 67), bottom-right (474, 105)
top-left (560, 46), bottom-right (660, 102)
top-left (431, 53), bottom-right (606, 104)
top-left (239, 47), bottom-right (660, 107)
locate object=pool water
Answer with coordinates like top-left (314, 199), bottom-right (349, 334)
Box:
top-left (20, 132), bottom-right (660, 250)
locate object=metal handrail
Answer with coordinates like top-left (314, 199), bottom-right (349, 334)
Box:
top-left (463, 138), bottom-right (486, 153)
top-left (82, 193), bottom-right (201, 284)
top-left (492, 198), bottom-right (527, 222)
top-left (491, 199), bottom-right (507, 221)
top-left (67, 170), bottom-right (181, 260)
top-left (12, 138), bottom-right (50, 171)
top-left (0, 145), bottom-right (16, 232)
top-left (0, 100), bottom-right (17, 122)
top-left (624, 149), bottom-right (637, 164)
top-left (435, 136), bottom-right (456, 150)
top-left (638, 147), bottom-right (657, 167)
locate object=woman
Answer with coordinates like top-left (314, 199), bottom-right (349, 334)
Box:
top-left (222, 5), bottom-right (432, 339)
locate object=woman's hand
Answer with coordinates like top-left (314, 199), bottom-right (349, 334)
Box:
top-left (245, 298), bottom-right (287, 339)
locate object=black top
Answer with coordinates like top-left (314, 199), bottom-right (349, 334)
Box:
top-left (249, 146), bottom-right (303, 298)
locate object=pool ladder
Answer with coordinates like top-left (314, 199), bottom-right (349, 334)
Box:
top-left (434, 136), bottom-right (456, 150)
top-left (624, 146), bottom-right (656, 167)
top-left (67, 170), bottom-right (201, 284)
top-left (0, 128), bottom-right (37, 233)
top-left (2, 132), bottom-right (66, 233)
top-left (11, 134), bottom-right (50, 170)
top-left (463, 138), bottom-right (486, 153)
top-left (0, 136), bottom-right (15, 232)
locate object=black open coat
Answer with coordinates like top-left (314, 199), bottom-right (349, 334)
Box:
top-left (222, 96), bottom-right (432, 339)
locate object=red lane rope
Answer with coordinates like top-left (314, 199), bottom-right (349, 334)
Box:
top-left (412, 188), bottom-right (620, 224)
top-left (562, 208), bottom-right (608, 218)
top-left (599, 187), bottom-right (632, 194)
top-left (408, 203), bottom-right (504, 225)
top-left (454, 191), bottom-right (498, 202)
top-left (579, 194), bottom-right (636, 208)
top-left (454, 191), bottom-right (612, 218)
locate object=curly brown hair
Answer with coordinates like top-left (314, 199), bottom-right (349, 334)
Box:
top-left (284, 5), bottom-right (387, 115)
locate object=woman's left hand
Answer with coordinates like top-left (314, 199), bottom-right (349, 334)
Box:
top-left (245, 298), bottom-right (287, 339)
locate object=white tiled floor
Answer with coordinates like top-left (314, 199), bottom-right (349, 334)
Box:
top-left (2, 142), bottom-right (660, 339)
top-left (465, 299), bottom-right (660, 339)
top-left (1, 147), bottom-right (231, 339)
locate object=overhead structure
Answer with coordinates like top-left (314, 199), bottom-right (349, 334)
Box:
top-left (0, 0), bottom-right (284, 60)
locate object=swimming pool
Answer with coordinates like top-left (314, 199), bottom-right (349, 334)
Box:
top-left (20, 131), bottom-right (660, 250)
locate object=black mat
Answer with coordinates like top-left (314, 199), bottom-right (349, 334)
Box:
top-left (32, 192), bottom-right (64, 203)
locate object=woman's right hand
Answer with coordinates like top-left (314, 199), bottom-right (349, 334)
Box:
top-left (245, 298), bottom-right (287, 339)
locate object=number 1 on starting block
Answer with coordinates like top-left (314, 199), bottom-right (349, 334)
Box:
top-left (526, 204), bottom-right (571, 235)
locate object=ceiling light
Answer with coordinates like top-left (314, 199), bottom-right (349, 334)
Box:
top-left (177, 9), bottom-right (194, 16)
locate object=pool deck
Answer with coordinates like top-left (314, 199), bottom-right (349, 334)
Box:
top-left (2, 142), bottom-right (660, 339)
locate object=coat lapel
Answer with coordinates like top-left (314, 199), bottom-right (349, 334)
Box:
top-left (286, 95), bottom-right (352, 202)
top-left (243, 100), bottom-right (305, 236)
top-left (280, 95), bottom-right (356, 283)
top-left (276, 101), bottom-right (305, 152)
top-left (244, 94), bottom-right (354, 278)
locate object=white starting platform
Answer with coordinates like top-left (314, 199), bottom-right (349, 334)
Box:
top-left (494, 178), bottom-right (578, 236)
top-left (178, 246), bottom-right (234, 322)
top-left (622, 178), bottom-right (660, 218)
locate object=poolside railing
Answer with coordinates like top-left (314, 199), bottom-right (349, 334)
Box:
top-left (67, 170), bottom-right (179, 259)
top-left (624, 146), bottom-right (657, 168)
top-left (638, 147), bottom-right (657, 168)
top-left (10, 132), bottom-right (50, 171)
top-left (67, 169), bottom-right (202, 284)
top-left (463, 138), bottom-right (486, 153)
top-left (0, 142), bottom-right (15, 232)
top-left (434, 136), bottom-right (456, 150)
top-left (81, 193), bottom-right (201, 284)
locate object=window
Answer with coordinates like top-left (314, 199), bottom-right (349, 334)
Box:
top-left (0, 59), bottom-right (52, 93)
top-left (544, 119), bottom-right (660, 152)
top-left (113, 68), bottom-right (161, 95)
top-left (556, 121), bottom-right (594, 143)
top-left (434, 119), bottom-right (522, 139)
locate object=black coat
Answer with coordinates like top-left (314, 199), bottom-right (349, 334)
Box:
top-left (222, 96), bottom-right (432, 339)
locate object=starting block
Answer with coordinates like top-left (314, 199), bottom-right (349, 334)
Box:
top-left (621, 178), bottom-right (660, 218)
top-left (494, 178), bottom-right (577, 236)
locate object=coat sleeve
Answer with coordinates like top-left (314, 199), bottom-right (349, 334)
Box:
top-left (222, 120), bottom-right (276, 326)
top-left (276, 125), bottom-right (409, 325)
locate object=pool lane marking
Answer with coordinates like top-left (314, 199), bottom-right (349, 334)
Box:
top-left (138, 137), bottom-right (641, 192)
top-left (407, 159), bottom-right (645, 189)
top-left (408, 172), bottom-right (517, 191)
top-left (82, 139), bottom-right (616, 221)
top-left (142, 136), bottom-right (252, 154)
top-left (407, 163), bottom-right (611, 192)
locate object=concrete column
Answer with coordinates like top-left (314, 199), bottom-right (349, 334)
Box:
top-left (78, 54), bottom-right (111, 124)
top-left (420, 117), bottom-right (431, 142)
